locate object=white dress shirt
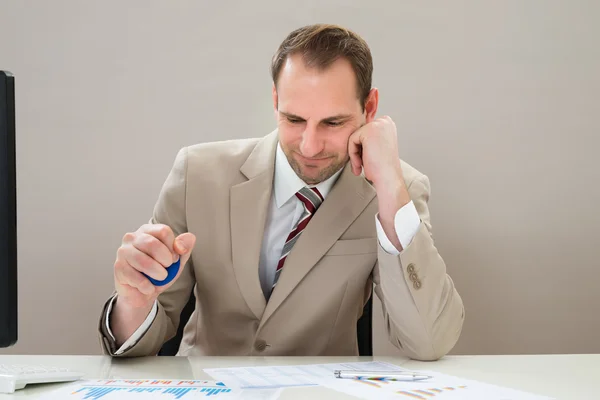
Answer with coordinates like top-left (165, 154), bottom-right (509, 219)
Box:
top-left (106, 142), bottom-right (421, 354)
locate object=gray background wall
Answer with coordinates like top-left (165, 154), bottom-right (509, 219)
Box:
top-left (1, 0), bottom-right (598, 356)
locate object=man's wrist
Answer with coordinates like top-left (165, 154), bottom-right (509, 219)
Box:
top-left (375, 174), bottom-right (411, 252)
top-left (377, 177), bottom-right (410, 222)
top-left (110, 296), bottom-right (155, 346)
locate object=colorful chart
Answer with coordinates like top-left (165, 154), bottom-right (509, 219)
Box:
top-left (64, 379), bottom-right (232, 399)
top-left (395, 385), bottom-right (468, 398)
top-left (352, 379), bottom-right (469, 398)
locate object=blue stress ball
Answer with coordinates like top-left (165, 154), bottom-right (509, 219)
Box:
top-left (144, 258), bottom-right (180, 286)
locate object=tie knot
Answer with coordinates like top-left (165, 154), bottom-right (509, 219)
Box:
top-left (295, 187), bottom-right (323, 214)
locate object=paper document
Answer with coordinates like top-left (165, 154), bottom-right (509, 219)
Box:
top-left (36, 379), bottom-right (236, 399)
top-left (204, 361), bottom-right (405, 389)
top-left (319, 369), bottom-right (554, 400)
top-left (205, 362), bottom-right (554, 400)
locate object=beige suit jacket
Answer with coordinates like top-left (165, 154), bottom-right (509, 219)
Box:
top-left (98, 130), bottom-right (464, 360)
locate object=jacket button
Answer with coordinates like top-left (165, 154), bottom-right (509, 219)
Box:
top-left (254, 339), bottom-right (267, 352)
top-left (407, 263), bottom-right (415, 273)
top-left (409, 272), bottom-right (418, 282)
top-left (413, 280), bottom-right (422, 290)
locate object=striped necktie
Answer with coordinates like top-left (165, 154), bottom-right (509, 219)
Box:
top-left (270, 186), bottom-right (324, 296)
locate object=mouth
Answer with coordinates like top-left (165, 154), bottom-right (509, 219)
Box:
top-left (295, 152), bottom-right (332, 164)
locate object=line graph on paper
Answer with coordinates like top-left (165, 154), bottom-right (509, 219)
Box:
top-left (39, 379), bottom-right (233, 399)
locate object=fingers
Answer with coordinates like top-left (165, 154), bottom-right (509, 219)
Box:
top-left (118, 244), bottom-right (168, 281)
top-left (348, 131), bottom-right (363, 176)
top-left (139, 224), bottom-right (177, 262)
top-left (173, 232), bottom-right (196, 256)
top-left (130, 232), bottom-right (175, 267)
top-left (349, 148), bottom-right (362, 175)
top-left (116, 225), bottom-right (195, 296)
top-left (114, 259), bottom-right (156, 296)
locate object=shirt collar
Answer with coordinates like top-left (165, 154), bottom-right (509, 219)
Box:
top-left (274, 141), bottom-right (343, 208)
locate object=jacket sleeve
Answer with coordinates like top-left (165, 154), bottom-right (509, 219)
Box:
top-left (98, 147), bottom-right (197, 357)
top-left (373, 174), bottom-right (465, 360)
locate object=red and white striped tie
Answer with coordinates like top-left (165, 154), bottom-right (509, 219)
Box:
top-left (270, 186), bottom-right (324, 296)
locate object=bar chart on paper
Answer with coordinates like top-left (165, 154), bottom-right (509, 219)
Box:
top-left (37, 379), bottom-right (234, 399)
top-left (322, 371), bottom-right (554, 400)
top-left (396, 386), bottom-right (468, 399)
top-left (350, 379), bottom-right (469, 399)
top-left (395, 386), bottom-right (467, 398)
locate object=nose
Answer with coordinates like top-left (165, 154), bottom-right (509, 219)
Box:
top-left (299, 124), bottom-right (324, 158)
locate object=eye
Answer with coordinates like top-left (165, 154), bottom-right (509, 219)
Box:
top-left (287, 117), bottom-right (303, 124)
top-left (326, 121), bottom-right (343, 127)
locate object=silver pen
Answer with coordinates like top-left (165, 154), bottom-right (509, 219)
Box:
top-left (334, 370), bottom-right (432, 381)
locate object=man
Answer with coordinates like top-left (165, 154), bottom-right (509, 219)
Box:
top-left (98, 23), bottom-right (464, 361)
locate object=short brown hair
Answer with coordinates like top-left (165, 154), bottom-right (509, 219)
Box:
top-left (270, 24), bottom-right (373, 110)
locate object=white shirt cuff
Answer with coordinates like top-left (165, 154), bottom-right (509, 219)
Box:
top-left (375, 200), bottom-right (421, 255)
top-left (105, 295), bottom-right (158, 355)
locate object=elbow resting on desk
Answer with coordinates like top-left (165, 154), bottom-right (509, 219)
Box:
top-left (395, 298), bottom-right (464, 361)
top-left (382, 275), bottom-right (465, 361)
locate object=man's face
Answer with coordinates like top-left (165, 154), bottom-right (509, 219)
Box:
top-left (273, 54), bottom-right (373, 185)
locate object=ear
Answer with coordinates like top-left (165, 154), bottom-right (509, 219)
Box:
top-left (364, 88), bottom-right (379, 123)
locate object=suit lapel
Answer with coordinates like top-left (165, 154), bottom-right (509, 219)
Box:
top-left (230, 131), bottom-right (278, 320)
top-left (259, 163), bottom-right (376, 328)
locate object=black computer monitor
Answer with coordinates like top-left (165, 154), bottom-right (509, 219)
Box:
top-left (0, 70), bottom-right (17, 348)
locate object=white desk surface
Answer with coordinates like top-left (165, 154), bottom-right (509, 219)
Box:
top-left (0, 354), bottom-right (597, 399)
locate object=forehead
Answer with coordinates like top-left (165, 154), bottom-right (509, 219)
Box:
top-left (276, 53), bottom-right (361, 117)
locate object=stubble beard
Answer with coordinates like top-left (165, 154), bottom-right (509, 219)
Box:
top-left (286, 151), bottom-right (348, 185)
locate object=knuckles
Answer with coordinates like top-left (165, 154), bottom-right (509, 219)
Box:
top-left (122, 232), bottom-right (136, 243)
